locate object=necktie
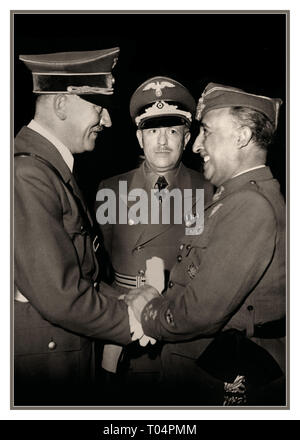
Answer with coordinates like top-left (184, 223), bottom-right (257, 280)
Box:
top-left (155, 175), bottom-right (168, 192)
top-left (155, 175), bottom-right (168, 203)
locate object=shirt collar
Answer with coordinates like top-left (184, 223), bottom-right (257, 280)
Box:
top-left (143, 161), bottom-right (182, 189)
top-left (28, 119), bottom-right (74, 172)
top-left (231, 165), bottom-right (266, 180)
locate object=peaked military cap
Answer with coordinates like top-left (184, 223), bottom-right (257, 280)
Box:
top-left (19, 47), bottom-right (120, 106)
top-left (130, 76), bottom-right (196, 129)
top-left (196, 82), bottom-right (282, 129)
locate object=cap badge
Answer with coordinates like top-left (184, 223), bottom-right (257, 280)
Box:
top-left (187, 262), bottom-right (199, 279)
top-left (143, 81), bottom-right (175, 98)
top-left (135, 100), bottom-right (192, 126)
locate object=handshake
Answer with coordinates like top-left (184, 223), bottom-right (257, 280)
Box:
top-left (125, 284), bottom-right (160, 346)
top-left (125, 255), bottom-right (165, 346)
top-left (101, 257), bottom-right (164, 373)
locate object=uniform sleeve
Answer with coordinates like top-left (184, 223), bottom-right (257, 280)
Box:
top-left (141, 191), bottom-right (277, 341)
top-left (14, 161), bottom-right (131, 345)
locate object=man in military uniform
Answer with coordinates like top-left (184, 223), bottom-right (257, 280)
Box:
top-left (125, 83), bottom-right (286, 406)
top-left (95, 76), bottom-right (213, 402)
top-left (14, 48), bottom-right (150, 406)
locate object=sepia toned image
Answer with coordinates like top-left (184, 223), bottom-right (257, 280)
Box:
top-left (12, 10), bottom-right (288, 409)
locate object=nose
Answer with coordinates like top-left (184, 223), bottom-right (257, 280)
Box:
top-left (100, 108), bottom-right (112, 128)
top-left (158, 128), bottom-right (167, 146)
top-left (192, 131), bottom-right (204, 153)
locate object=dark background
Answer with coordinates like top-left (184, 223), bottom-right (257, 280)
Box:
top-left (13, 12), bottom-right (287, 209)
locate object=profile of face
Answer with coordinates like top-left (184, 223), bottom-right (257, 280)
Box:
top-left (62, 95), bottom-right (112, 154)
top-left (192, 108), bottom-right (242, 187)
top-left (136, 125), bottom-right (191, 174)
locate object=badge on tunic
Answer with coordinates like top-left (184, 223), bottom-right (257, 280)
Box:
top-left (165, 308), bottom-right (175, 327)
top-left (187, 262), bottom-right (199, 279)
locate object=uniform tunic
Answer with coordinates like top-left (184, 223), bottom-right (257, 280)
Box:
top-left (96, 162), bottom-right (213, 381)
top-left (141, 166), bottom-right (286, 404)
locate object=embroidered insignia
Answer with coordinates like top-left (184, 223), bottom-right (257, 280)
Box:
top-left (209, 203), bottom-right (223, 218)
top-left (149, 309), bottom-right (158, 320)
top-left (195, 95), bottom-right (205, 120)
top-left (143, 80), bottom-right (175, 97)
top-left (187, 262), bottom-right (199, 279)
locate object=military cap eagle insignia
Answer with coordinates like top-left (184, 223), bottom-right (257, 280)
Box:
top-left (143, 81), bottom-right (175, 97)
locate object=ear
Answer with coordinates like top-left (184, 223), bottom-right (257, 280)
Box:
top-left (237, 126), bottom-right (252, 148)
top-left (183, 131), bottom-right (191, 150)
top-left (53, 94), bottom-right (67, 120)
top-left (136, 129), bottom-right (144, 149)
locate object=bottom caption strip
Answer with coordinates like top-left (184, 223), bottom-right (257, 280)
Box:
top-left (102, 423), bottom-right (197, 437)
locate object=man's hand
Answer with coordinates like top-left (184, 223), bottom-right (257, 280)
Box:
top-left (124, 284), bottom-right (160, 322)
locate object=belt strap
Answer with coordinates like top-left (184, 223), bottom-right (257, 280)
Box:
top-left (115, 271), bottom-right (146, 289)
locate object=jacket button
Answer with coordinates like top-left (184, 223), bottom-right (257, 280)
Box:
top-left (250, 180), bottom-right (256, 185)
top-left (94, 281), bottom-right (99, 289)
top-left (247, 305), bottom-right (254, 311)
top-left (138, 269), bottom-right (145, 275)
top-left (179, 244), bottom-right (184, 250)
top-left (48, 340), bottom-right (56, 350)
top-left (186, 244), bottom-right (191, 250)
top-left (136, 246), bottom-right (142, 251)
top-left (177, 255), bottom-right (182, 262)
top-left (80, 225), bottom-right (84, 231)
top-left (168, 281), bottom-right (174, 288)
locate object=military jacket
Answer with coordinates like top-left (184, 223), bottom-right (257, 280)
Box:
top-left (141, 167), bottom-right (286, 370)
top-left (14, 127), bottom-right (131, 404)
top-left (96, 162), bottom-right (213, 281)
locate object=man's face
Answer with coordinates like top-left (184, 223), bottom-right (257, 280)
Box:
top-left (192, 108), bottom-right (241, 186)
top-left (137, 125), bottom-right (190, 174)
top-left (64, 95), bottom-right (112, 154)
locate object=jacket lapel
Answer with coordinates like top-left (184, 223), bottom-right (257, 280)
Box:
top-left (204, 167), bottom-right (274, 211)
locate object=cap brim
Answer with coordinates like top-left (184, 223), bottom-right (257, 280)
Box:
top-left (139, 115), bottom-right (190, 129)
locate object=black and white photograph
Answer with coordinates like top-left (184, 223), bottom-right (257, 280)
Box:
top-left (11, 10), bottom-right (288, 410)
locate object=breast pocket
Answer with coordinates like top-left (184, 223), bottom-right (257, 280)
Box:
top-left (179, 215), bottom-right (216, 284)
